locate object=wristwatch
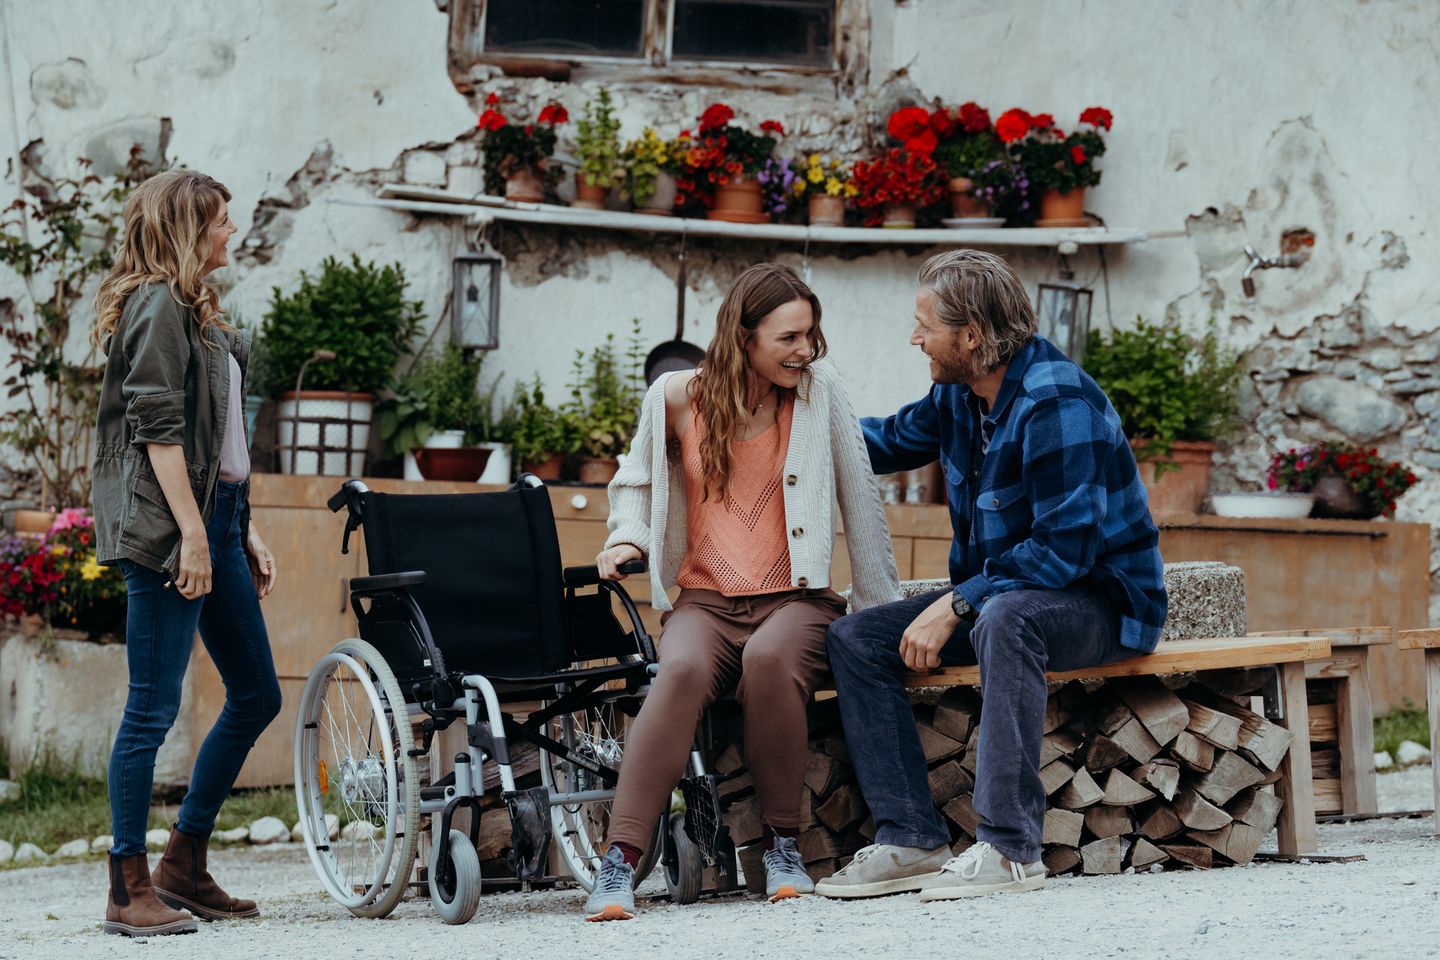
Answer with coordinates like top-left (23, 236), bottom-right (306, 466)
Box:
top-left (951, 593), bottom-right (973, 620)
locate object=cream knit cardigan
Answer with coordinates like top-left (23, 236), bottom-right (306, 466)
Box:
top-left (605, 359), bottom-right (900, 612)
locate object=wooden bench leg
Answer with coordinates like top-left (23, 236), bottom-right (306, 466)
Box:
top-left (1335, 647), bottom-right (1378, 816)
top-left (1275, 660), bottom-right (1318, 855)
top-left (1427, 649), bottom-right (1440, 838)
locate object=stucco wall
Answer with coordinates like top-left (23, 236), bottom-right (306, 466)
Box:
top-left (2, 0), bottom-right (1436, 619)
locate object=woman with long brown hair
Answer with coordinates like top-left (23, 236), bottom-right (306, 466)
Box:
top-left (582, 263), bottom-right (900, 920)
top-left (91, 170), bottom-right (279, 936)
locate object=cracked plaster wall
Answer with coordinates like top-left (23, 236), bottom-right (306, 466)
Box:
top-left (2, 1), bottom-right (1437, 622)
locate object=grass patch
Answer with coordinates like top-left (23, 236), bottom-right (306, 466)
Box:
top-left (1374, 706), bottom-right (1431, 758)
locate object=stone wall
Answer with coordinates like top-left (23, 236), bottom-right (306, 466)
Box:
top-left (1, 1), bottom-right (1435, 621)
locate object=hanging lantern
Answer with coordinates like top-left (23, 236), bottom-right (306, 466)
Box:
top-left (451, 251), bottom-right (502, 350)
top-left (1035, 265), bottom-right (1093, 362)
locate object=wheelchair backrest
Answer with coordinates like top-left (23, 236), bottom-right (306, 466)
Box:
top-left (358, 483), bottom-right (569, 677)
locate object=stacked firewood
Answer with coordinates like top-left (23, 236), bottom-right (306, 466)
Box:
top-left (724, 674), bottom-right (1293, 888)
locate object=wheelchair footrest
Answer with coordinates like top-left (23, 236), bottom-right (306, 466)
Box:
top-left (678, 774), bottom-right (729, 866)
top-left (504, 786), bottom-right (552, 882)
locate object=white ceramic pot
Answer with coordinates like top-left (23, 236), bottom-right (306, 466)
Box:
top-left (276, 391), bottom-right (374, 477)
top-left (476, 442), bottom-right (512, 484)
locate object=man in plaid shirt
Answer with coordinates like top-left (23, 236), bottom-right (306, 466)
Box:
top-left (817, 249), bottom-right (1167, 902)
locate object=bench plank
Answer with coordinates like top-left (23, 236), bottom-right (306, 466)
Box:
top-left (902, 636), bottom-right (1330, 687)
top-left (1250, 627), bottom-right (1394, 647)
top-left (1398, 628), bottom-right (1440, 650)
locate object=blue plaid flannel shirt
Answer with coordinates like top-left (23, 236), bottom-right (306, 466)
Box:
top-left (862, 336), bottom-right (1167, 652)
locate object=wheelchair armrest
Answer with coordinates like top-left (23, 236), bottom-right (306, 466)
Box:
top-left (563, 559), bottom-right (646, 587)
top-left (350, 571), bottom-right (427, 595)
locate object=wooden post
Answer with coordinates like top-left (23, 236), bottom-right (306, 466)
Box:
top-left (1274, 661), bottom-right (1318, 855)
top-left (1428, 648), bottom-right (1440, 837)
top-left (1334, 646), bottom-right (1379, 816)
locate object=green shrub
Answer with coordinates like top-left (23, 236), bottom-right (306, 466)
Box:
top-left (576, 88), bottom-right (623, 189)
top-left (510, 376), bottom-right (581, 467)
top-left (565, 322), bottom-right (645, 459)
top-left (377, 343), bottom-right (484, 457)
top-left (261, 254), bottom-right (423, 396)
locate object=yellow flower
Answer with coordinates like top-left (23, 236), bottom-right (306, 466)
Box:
top-left (843, 183), bottom-right (858, 198)
top-left (792, 180), bottom-right (807, 198)
top-left (81, 555), bottom-right (103, 581)
top-left (808, 166), bottom-right (824, 184)
top-left (825, 176), bottom-right (843, 196)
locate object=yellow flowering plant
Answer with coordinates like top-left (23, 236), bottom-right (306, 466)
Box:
top-left (621, 128), bottom-right (685, 208)
top-left (789, 154), bottom-right (859, 200)
top-left (40, 508), bottom-right (127, 635)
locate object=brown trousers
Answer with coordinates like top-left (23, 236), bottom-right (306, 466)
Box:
top-left (606, 587), bottom-right (846, 852)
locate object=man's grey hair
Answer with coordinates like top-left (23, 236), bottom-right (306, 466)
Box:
top-left (918, 249), bottom-right (1037, 371)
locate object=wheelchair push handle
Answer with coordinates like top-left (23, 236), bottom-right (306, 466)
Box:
top-left (562, 558), bottom-right (647, 587)
top-left (327, 479), bottom-right (370, 555)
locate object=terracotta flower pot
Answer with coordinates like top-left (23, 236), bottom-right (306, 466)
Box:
top-left (1133, 439), bottom-right (1215, 517)
top-left (504, 166), bottom-right (546, 203)
top-left (708, 176), bottom-right (767, 223)
top-left (636, 171), bottom-right (678, 216)
top-left (412, 446), bottom-right (494, 483)
top-left (1308, 475), bottom-right (1379, 520)
top-left (949, 177), bottom-right (990, 218)
top-left (573, 173), bottom-right (609, 210)
top-left (881, 203), bottom-right (917, 228)
top-left (1039, 187), bottom-right (1086, 222)
top-left (14, 508), bottom-right (57, 540)
top-left (807, 193), bottom-right (846, 227)
top-left (522, 455), bottom-right (564, 482)
top-left (577, 456), bottom-right (620, 485)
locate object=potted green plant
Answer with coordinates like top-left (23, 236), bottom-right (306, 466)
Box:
top-left (789, 153), bottom-right (858, 227)
top-left (378, 342), bottom-right (486, 481)
top-left (622, 128), bottom-right (682, 216)
top-left (565, 324), bottom-right (645, 485)
top-left (932, 101), bottom-right (1007, 222)
top-left (676, 103), bottom-right (786, 222)
top-left (1267, 442), bottom-right (1419, 520)
top-left (473, 370), bottom-right (518, 484)
top-left (510, 376), bottom-right (581, 481)
top-left (574, 88), bottom-right (622, 210)
top-left (1002, 106), bottom-right (1113, 224)
top-left (477, 92), bottom-right (568, 202)
top-left (1083, 316), bottom-right (1240, 517)
top-left (262, 254), bottom-right (423, 476)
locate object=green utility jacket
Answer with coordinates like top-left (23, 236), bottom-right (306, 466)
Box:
top-left (91, 282), bottom-right (250, 576)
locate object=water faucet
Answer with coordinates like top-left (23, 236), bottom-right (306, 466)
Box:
top-left (1241, 242), bottom-right (1305, 297)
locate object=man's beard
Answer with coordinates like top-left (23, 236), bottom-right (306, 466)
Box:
top-left (929, 344), bottom-right (988, 385)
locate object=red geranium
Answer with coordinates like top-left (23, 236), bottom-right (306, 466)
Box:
top-left (887, 107), bottom-right (931, 141)
top-left (849, 147), bottom-right (945, 224)
top-left (1030, 113), bottom-right (1055, 130)
top-left (994, 108), bottom-right (1033, 144)
top-left (759, 119), bottom-right (786, 135)
top-left (956, 101), bottom-right (991, 134)
top-left (476, 92), bottom-right (566, 195)
top-left (477, 109), bottom-right (506, 132)
top-left (485, 92), bottom-right (500, 106)
top-left (928, 108), bottom-right (956, 141)
top-left (537, 103), bottom-right (569, 125)
top-left (1079, 106), bottom-right (1114, 130)
top-left (1070, 145), bottom-right (1087, 165)
top-left (700, 103), bottom-right (735, 132)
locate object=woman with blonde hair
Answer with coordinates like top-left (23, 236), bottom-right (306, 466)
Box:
top-left (581, 262), bottom-right (900, 920)
top-left (91, 169), bottom-right (280, 937)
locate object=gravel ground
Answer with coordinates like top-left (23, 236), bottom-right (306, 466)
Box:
top-left (2, 766), bottom-right (1436, 960)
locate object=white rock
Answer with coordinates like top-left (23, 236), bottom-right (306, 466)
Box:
top-left (1396, 740), bottom-right (1432, 765)
top-left (0, 779), bottom-right (20, 802)
top-left (248, 816), bottom-right (291, 845)
top-left (55, 838), bottom-right (90, 858)
top-left (0, 840), bottom-right (13, 863)
top-left (14, 842), bottom-right (48, 864)
top-left (1374, 750), bottom-right (1395, 770)
top-left (145, 828), bottom-right (170, 851)
top-left (216, 826), bottom-right (250, 844)
top-left (91, 835), bottom-right (114, 852)
top-left (291, 820), bottom-right (304, 842)
top-left (340, 820), bottom-right (377, 842)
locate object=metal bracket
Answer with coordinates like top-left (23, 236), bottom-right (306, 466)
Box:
top-left (1261, 666), bottom-right (1285, 721)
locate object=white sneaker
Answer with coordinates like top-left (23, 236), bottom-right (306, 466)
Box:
top-left (917, 841), bottom-right (1045, 901)
top-left (814, 843), bottom-right (950, 899)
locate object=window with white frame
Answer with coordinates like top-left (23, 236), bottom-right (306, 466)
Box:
top-left (473, 0), bottom-right (838, 70)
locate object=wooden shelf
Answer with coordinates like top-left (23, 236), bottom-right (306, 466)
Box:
top-left (357, 183), bottom-right (1150, 249)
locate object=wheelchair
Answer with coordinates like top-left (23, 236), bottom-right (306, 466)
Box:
top-left (292, 475), bottom-right (738, 924)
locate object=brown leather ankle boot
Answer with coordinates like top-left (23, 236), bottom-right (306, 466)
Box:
top-left (103, 852), bottom-right (198, 937)
top-left (153, 825), bottom-right (260, 920)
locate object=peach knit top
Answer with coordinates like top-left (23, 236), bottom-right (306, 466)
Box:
top-left (675, 399), bottom-right (794, 596)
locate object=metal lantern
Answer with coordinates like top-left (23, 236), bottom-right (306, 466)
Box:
top-left (451, 251), bottom-right (502, 350)
top-left (1035, 267), bottom-right (1093, 362)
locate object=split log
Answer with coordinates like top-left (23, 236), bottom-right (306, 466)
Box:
top-left (959, 725), bottom-right (981, 775)
top-left (1158, 843), bottom-right (1213, 869)
top-left (1109, 716), bottom-right (1162, 764)
top-left (1132, 759), bottom-right (1181, 801)
top-left (1040, 759), bottom-right (1077, 796)
top-left (1170, 731), bottom-right (1216, 772)
top-left (1193, 751), bottom-right (1265, 806)
top-left (1188, 822), bottom-right (1264, 866)
top-left (798, 827), bottom-right (844, 864)
top-left (1083, 804), bottom-right (1135, 840)
top-left (1228, 787), bottom-right (1283, 834)
top-left (1080, 836), bottom-right (1129, 875)
top-left (1101, 768), bottom-right (1156, 806)
top-left (1128, 837), bottom-right (1169, 869)
top-left (1182, 699), bottom-right (1242, 750)
top-left (821, 733), bottom-right (850, 764)
top-left (916, 713), bottom-right (965, 763)
top-left (941, 794), bottom-right (982, 838)
top-left (1173, 789), bottom-right (1233, 832)
top-left (806, 858), bottom-right (841, 882)
top-left (737, 844), bottom-right (768, 895)
top-left (1042, 846), bottom-right (1081, 876)
top-left (1043, 698), bottom-right (1072, 734)
top-left (1083, 735), bottom-right (1132, 774)
top-left (1205, 697), bottom-right (1293, 771)
top-left (933, 687), bottom-right (981, 743)
top-left (724, 796), bottom-right (765, 847)
top-left (718, 770), bottom-right (754, 800)
top-left (1138, 804), bottom-right (1184, 840)
top-left (480, 739), bottom-right (539, 792)
top-left (714, 742), bottom-right (744, 775)
top-left (815, 783), bottom-right (868, 832)
top-left (1055, 766), bottom-right (1105, 809)
top-left (857, 816), bottom-right (876, 841)
top-left (474, 807), bottom-right (513, 860)
top-left (1309, 701), bottom-right (1338, 744)
top-left (804, 752), bottom-right (842, 799)
top-left (1110, 677), bottom-right (1190, 746)
top-left (1042, 808), bottom-right (1085, 847)
top-left (950, 835), bottom-right (975, 857)
top-left (1041, 729), bottom-right (1084, 768)
top-left (928, 760), bottom-right (974, 806)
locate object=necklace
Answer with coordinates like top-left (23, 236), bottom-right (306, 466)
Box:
top-left (748, 386), bottom-right (774, 418)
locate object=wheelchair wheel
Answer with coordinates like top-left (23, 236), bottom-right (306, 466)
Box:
top-left (538, 698), bottom-right (662, 891)
top-left (428, 829), bottom-right (481, 925)
top-left (663, 811), bottom-right (703, 905)
top-left (294, 638), bottom-right (419, 918)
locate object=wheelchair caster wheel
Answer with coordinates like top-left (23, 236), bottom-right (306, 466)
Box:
top-left (429, 829), bottom-right (481, 925)
top-left (664, 812), bottom-right (703, 905)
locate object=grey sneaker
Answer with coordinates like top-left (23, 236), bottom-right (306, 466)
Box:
top-left (583, 846), bottom-right (636, 921)
top-left (813, 843), bottom-right (950, 899)
top-left (762, 835), bottom-right (815, 902)
top-left (916, 841), bottom-right (1045, 901)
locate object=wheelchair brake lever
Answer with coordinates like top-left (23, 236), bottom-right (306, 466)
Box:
top-left (341, 515), bottom-right (359, 555)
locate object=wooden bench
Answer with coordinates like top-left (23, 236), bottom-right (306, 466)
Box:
top-left (1397, 628), bottom-right (1440, 835)
top-left (899, 634), bottom-right (1331, 856)
top-left (1250, 626), bottom-right (1392, 816)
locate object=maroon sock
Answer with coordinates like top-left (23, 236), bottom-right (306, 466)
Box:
top-left (762, 823), bottom-right (799, 851)
top-left (613, 842), bottom-right (643, 869)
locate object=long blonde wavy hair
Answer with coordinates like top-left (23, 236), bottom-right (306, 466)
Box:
top-left (690, 263), bottom-right (826, 501)
top-left (92, 169), bottom-right (232, 349)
